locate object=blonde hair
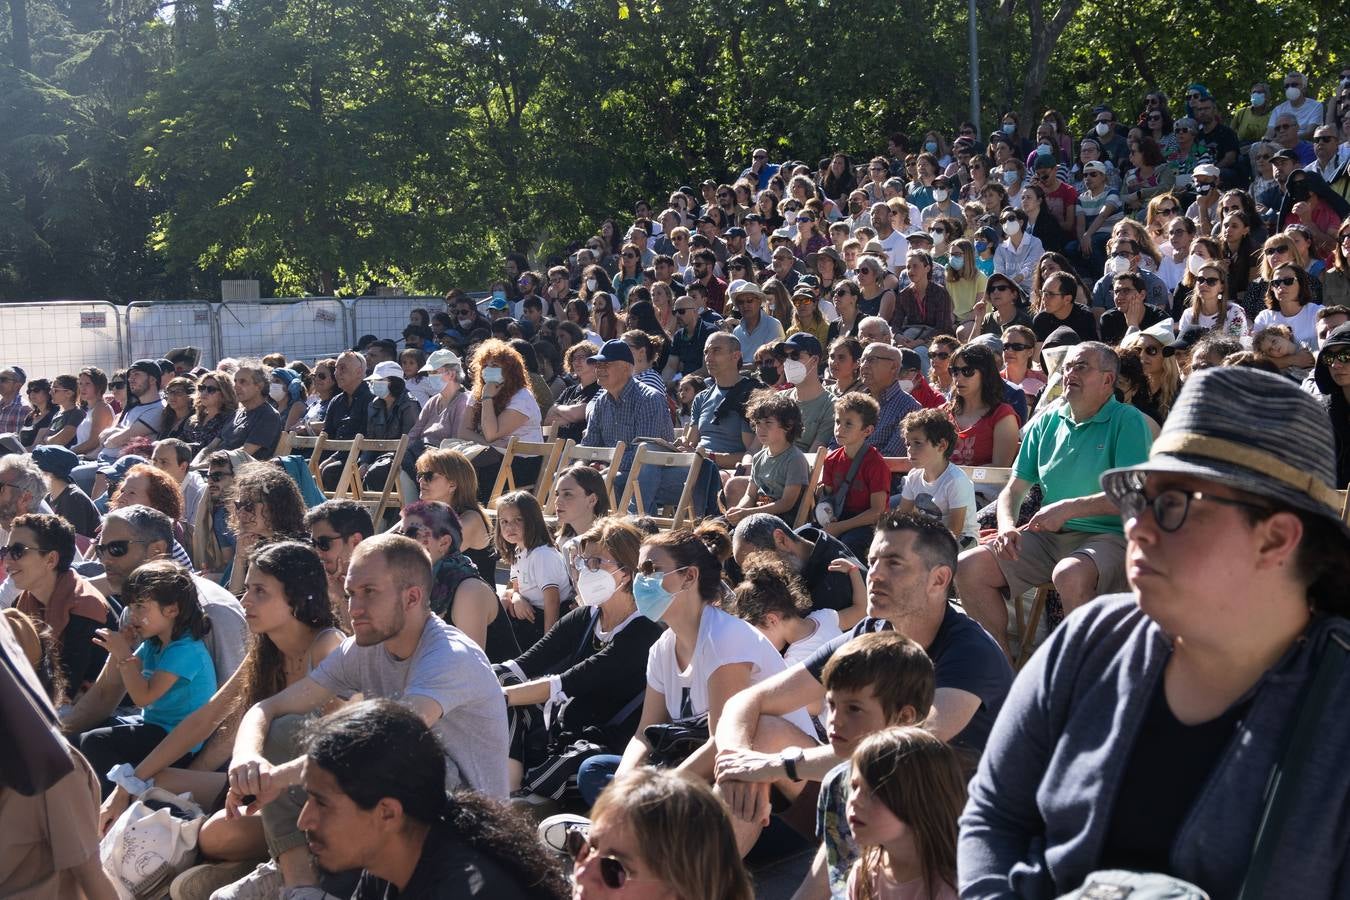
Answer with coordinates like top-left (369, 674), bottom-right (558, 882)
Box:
top-left (1121, 331), bottom-right (1182, 417)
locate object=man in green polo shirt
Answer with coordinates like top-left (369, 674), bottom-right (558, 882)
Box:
top-left (956, 342), bottom-right (1153, 654)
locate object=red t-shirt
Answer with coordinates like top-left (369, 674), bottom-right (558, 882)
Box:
top-left (823, 445), bottom-right (891, 517)
top-left (950, 403), bottom-right (1017, 466)
top-left (1043, 181), bottom-right (1080, 228)
top-left (908, 378), bottom-right (947, 410)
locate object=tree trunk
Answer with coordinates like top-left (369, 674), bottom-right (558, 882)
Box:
top-left (1016, 0), bottom-right (1082, 132)
top-left (8, 0), bottom-right (31, 71)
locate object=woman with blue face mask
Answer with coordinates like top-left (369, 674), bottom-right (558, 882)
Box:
top-left (574, 529), bottom-right (815, 806)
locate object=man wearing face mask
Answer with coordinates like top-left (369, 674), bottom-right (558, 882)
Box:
top-left (1265, 71), bottom-right (1324, 141)
top-left (1090, 237), bottom-right (1170, 319)
top-left (897, 347), bottom-right (945, 409)
top-left (1089, 106), bottom-right (1130, 168)
top-left (219, 360), bottom-right (283, 459)
top-left (775, 334), bottom-right (834, 452)
top-left (920, 176), bottom-right (962, 224)
top-left (1184, 163), bottom-right (1224, 233)
top-left (844, 190), bottom-right (871, 234)
top-left (1232, 82), bottom-right (1273, 146)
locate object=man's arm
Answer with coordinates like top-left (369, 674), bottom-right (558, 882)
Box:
top-left (1023, 491), bottom-right (1117, 533)
top-left (60, 654), bottom-right (126, 734)
top-left (714, 663), bottom-right (826, 753)
top-left (996, 477), bottom-right (1033, 533)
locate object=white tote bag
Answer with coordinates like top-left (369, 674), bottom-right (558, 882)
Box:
top-left (100, 787), bottom-right (206, 900)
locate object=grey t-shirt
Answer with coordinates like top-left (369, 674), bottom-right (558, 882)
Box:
top-left (220, 402), bottom-right (283, 457)
top-left (750, 444), bottom-right (811, 502)
top-left (309, 614), bottom-right (509, 799)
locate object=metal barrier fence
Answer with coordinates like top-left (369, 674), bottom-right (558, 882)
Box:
top-left (0, 295), bottom-right (468, 377)
top-left (0, 301), bottom-right (125, 378)
top-left (126, 300), bottom-right (219, 369)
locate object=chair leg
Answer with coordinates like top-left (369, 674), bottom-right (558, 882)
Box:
top-left (1016, 585), bottom-right (1050, 670)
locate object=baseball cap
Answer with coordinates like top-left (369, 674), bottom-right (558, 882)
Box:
top-left (486, 296), bottom-right (508, 310)
top-left (589, 339), bottom-right (635, 365)
top-left (367, 361), bottom-right (405, 382)
top-left (725, 226), bottom-right (747, 238)
top-left (1193, 163), bottom-right (1221, 179)
top-left (775, 333), bottom-right (823, 358)
top-left (420, 349), bottom-right (461, 373)
top-left (1082, 161), bottom-right (1108, 175)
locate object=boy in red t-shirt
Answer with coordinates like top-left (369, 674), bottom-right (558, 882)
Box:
top-left (818, 393), bottom-right (893, 561)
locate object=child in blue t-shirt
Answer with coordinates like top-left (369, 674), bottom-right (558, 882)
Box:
top-left (82, 559), bottom-right (216, 795)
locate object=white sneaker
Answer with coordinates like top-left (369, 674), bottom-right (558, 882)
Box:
top-left (538, 813), bottom-right (590, 855)
top-left (209, 859), bottom-right (281, 900)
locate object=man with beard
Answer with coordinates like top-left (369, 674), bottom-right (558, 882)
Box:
top-left (223, 534), bottom-right (507, 895)
top-left (304, 499), bottom-right (374, 633)
top-left (730, 513), bottom-right (866, 629)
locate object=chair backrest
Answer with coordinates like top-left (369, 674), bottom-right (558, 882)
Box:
top-left (959, 465), bottom-right (1015, 493)
top-left (542, 440), bottom-right (626, 512)
top-left (273, 431), bottom-right (293, 458)
top-left (349, 434), bottom-right (409, 525)
top-left (617, 445), bottom-right (704, 529)
top-left (321, 436), bottom-right (363, 501)
top-left (883, 457), bottom-right (914, 475)
top-left (287, 433), bottom-right (327, 480)
top-left (485, 436), bottom-right (566, 510)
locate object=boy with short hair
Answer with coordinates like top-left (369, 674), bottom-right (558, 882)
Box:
top-left (897, 408), bottom-right (978, 547)
top-left (727, 393), bottom-right (811, 526)
top-left (812, 632), bottom-right (935, 899)
top-left (817, 393), bottom-right (890, 562)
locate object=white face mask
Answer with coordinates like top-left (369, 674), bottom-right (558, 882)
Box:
top-left (929, 231), bottom-right (946, 246)
top-left (369, 381), bottom-right (390, 399)
top-left (586, 278), bottom-right (598, 292)
top-left (423, 375), bottom-right (446, 394)
top-left (932, 189), bottom-right (949, 203)
top-left (1285, 85), bottom-right (1301, 101)
top-left (1095, 121), bottom-right (1111, 137)
top-left (1002, 219), bottom-right (1021, 236)
top-left (269, 383), bottom-right (286, 403)
top-left (1105, 256), bottom-right (1131, 276)
top-left (898, 378), bottom-right (915, 393)
top-left (457, 317), bottom-right (474, 328)
top-left (577, 567), bottom-right (619, 607)
top-left (782, 359), bottom-right (809, 385)
top-left (482, 367), bottom-right (504, 384)
top-left (1187, 254), bottom-right (1208, 276)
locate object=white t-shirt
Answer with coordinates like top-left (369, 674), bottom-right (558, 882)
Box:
top-left (875, 229), bottom-right (909, 271)
top-left (1178, 303), bottom-right (1250, 339)
top-left (783, 609), bottom-right (843, 668)
top-left (182, 471), bottom-right (206, 526)
top-left (510, 544), bottom-right (573, 609)
top-left (1253, 303), bottom-right (1323, 350)
top-left (646, 605), bottom-right (814, 735)
top-left (900, 463), bottom-right (978, 543)
top-left (490, 388), bottom-right (543, 449)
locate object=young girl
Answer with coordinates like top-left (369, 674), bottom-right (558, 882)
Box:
top-left (676, 375), bottom-right (706, 427)
top-left (496, 490), bottom-right (573, 646)
top-left (846, 727), bottom-right (967, 900)
top-left (80, 559), bottom-right (216, 796)
top-left (1252, 323), bottom-right (1307, 379)
top-left (726, 393), bottom-right (811, 526)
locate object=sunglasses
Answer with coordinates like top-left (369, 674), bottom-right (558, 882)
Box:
top-left (1147, 114), bottom-right (1163, 121)
top-left (1270, 276), bottom-right (1297, 287)
top-left (1322, 350), bottom-right (1350, 366)
top-left (1314, 136), bottom-right (1336, 143)
top-left (989, 284), bottom-right (1013, 293)
top-left (621, 253), bottom-right (637, 259)
top-left (1264, 246), bottom-right (1291, 256)
top-left (1195, 275), bottom-right (1222, 286)
top-left (1157, 206), bottom-right (1178, 215)
top-left (207, 470), bottom-right (233, 482)
top-left (402, 523), bottom-right (430, 541)
top-left (109, 381), bottom-right (127, 390)
top-left (234, 498), bottom-right (258, 514)
top-left (950, 365), bottom-right (980, 378)
top-left (199, 384), bottom-right (220, 394)
top-left (928, 350), bottom-right (951, 360)
top-left (94, 539), bottom-right (149, 558)
top-left (310, 534), bottom-right (343, 551)
top-left (166, 388), bottom-right (193, 397)
top-left (566, 828), bottom-right (640, 890)
top-left (1139, 344), bottom-right (1166, 357)
top-left (415, 471), bottom-right (439, 482)
top-left (0, 543), bottom-right (46, 561)
top-left (792, 297), bottom-right (815, 306)
top-left (574, 554), bottom-right (617, 572)
top-left (1003, 342), bottom-right (1033, 352)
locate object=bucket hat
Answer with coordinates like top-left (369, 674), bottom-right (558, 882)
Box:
top-left (1101, 366), bottom-right (1349, 541)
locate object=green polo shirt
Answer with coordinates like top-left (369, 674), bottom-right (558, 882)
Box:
top-left (1014, 396), bottom-right (1153, 534)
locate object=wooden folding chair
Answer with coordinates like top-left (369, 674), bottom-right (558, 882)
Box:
top-left (883, 457), bottom-right (914, 477)
top-left (485, 436), bottom-right (566, 510)
top-left (286, 433), bottom-right (328, 482)
top-left (617, 445), bottom-right (705, 529)
top-left (1014, 583), bottom-right (1053, 671)
top-left (793, 450), bottom-right (828, 528)
top-left (273, 432), bottom-right (293, 458)
top-left (542, 440), bottom-right (627, 513)
top-left (346, 435), bottom-right (409, 525)
top-left (1340, 489), bottom-right (1350, 526)
top-left (958, 465), bottom-right (1015, 494)
top-left (540, 423), bottom-right (559, 443)
top-left (323, 436), bottom-right (364, 501)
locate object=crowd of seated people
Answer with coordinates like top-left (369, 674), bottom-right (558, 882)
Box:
top-left (6, 72), bottom-right (1350, 900)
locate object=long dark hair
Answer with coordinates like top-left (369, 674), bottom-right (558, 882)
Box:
top-left (643, 528), bottom-right (723, 603)
top-left (123, 560), bottom-right (209, 646)
top-left (493, 490), bottom-right (553, 563)
top-left (301, 699), bottom-right (570, 898)
top-left (948, 343), bottom-right (1007, 415)
top-left (239, 540), bottom-right (341, 708)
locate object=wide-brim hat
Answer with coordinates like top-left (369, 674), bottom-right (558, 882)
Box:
top-left (805, 246), bottom-right (844, 273)
top-left (1101, 366), bottom-right (1350, 542)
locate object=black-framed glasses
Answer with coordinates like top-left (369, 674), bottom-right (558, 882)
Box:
top-left (574, 554), bottom-right (617, 572)
top-left (989, 284), bottom-right (1013, 293)
top-left (1264, 246), bottom-right (1291, 256)
top-left (0, 543), bottom-right (46, 561)
top-left (310, 534), bottom-right (342, 551)
top-left (928, 350), bottom-right (952, 360)
top-left (1314, 136), bottom-right (1336, 143)
top-left (1116, 487), bottom-right (1270, 532)
top-left (1003, 342), bottom-right (1033, 353)
top-left (199, 384), bottom-right (220, 394)
top-left (94, 539), bottom-right (150, 558)
top-left (402, 523), bottom-right (429, 541)
top-left (234, 498), bottom-right (258, 514)
top-left (951, 365), bottom-right (979, 378)
top-left (109, 381), bottom-right (127, 390)
top-left (415, 471), bottom-right (439, 483)
top-left (1270, 276), bottom-right (1297, 288)
top-left (566, 828), bottom-right (636, 889)
top-left (1322, 349), bottom-right (1350, 366)
top-left (1157, 206), bottom-right (1178, 215)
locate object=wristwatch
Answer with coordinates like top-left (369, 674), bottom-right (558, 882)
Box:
top-left (780, 746), bottom-right (805, 783)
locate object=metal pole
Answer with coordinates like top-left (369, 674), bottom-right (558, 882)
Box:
top-left (968, 0), bottom-right (981, 133)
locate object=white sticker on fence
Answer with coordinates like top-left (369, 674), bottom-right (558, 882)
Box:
top-left (0, 302), bottom-right (123, 378)
top-left (218, 300), bottom-right (349, 364)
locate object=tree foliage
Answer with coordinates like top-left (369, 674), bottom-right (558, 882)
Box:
top-left (1, 0), bottom-right (1348, 299)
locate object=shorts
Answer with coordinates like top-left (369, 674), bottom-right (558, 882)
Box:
top-left (994, 530), bottom-right (1127, 600)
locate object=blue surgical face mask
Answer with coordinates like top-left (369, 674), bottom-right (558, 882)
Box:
top-left (975, 240), bottom-right (989, 254)
top-left (1001, 170), bottom-right (1019, 186)
top-left (633, 570), bottom-right (683, 621)
top-left (949, 254), bottom-right (965, 271)
top-left (924, 141), bottom-right (938, 153)
top-left (1002, 123), bottom-right (1016, 135)
top-left (482, 366), bottom-right (503, 384)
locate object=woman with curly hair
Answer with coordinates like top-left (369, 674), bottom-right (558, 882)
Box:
top-left (96, 541), bottom-right (342, 883)
top-left (457, 339), bottom-right (544, 504)
top-left (182, 370), bottom-right (239, 458)
top-left (225, 461), bottom-right (308, 595)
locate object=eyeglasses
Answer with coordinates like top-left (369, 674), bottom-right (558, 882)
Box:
top-left (1147, 114), bottom-right (1163, 121)
top-left (94, 539), bottom-right (150, 558)
top-left (950, 365), bottom-right (979, 378)
top-left (109, 381), bottom-right (127, 390)
top-left (1197, 276), bottom-right (1222, 286)
top-left (1339, 233), bottom-right (1350, 244)
top-left (1116, 486), bottom-right (1269, 533)
top-left (1157, 206), bottom-right (1177, 215)
top-left (0, 543), bottom-right (47, 561)
top-left (574, 554), bottom-right (618, 572)
top-left (928, 350), bottom-right (951, 360)
top-left (1168, 228), bottom-right (1188, 236)
top-left (792, 297), bottom-right (815, 307)
top-left (1270, 276), bottom-right (1297, 287)
top-left (1314, 136), bottom-right (1336, 143)
top-left (207, 470), bottom-right (233, 482)
top-left (621, 253), bottom-right (637, 259)
top-left (1003, 342), bottom-right (1033, 353)
top-left (636, 561), bottom-right (690, 577)
top-left (1264, 246), bottom-right (1291, 256)
top-left (415, 471), bottom-right (439, 483)
top-left (234, 498), bottom-right (258, 514)
top-left (402, 523), bottom-right (429, 541)
top-left (166, 388), bottom-right (193, 397)
top-left (566, 827), bottom-right (644, 890)
top-left (1173, 127), bottom-right (1192, 134)
top-left (310, 534), bottom-right (342, 551)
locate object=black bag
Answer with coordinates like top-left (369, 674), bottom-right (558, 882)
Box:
top-left (644, 713), bottom-right (710, 769)
top-left (521, 736), bottom-right (609, 802)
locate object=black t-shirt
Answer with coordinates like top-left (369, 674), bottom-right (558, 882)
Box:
top-left (671, 320), bottom-right (715, 376)
top-left (803, 604), bottom-right (1013, 754)
top-left (1198, 122), bottom-right (1240, 169)
top-left (352, 819), bottom-right (536, 899)
top-left (44, 406), bottom-right (86, 447)
top-left (50, 484), bottom-right (102, 539)
top-left (554, 381), bottom-right (601, 443)
top-left (796, 525), bottom-right (862, 614)
top-left (1099, 677), bottom-right (1249, 873)
top-left (1032, 304), bottom-right (1100, 343)
top-left (1099, 304), bottom-right (1168, 347)
top-left (324, 383), bottom-right (374, 439)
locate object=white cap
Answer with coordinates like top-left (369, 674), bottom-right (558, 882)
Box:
top-left (367, 361), bottom-right (404, 381)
